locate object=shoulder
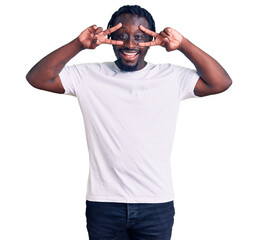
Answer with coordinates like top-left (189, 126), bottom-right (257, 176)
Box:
top-left (147, 63), bottom-right (187, 77)
top-left (72, 62), bottom-right (103, 72)
top-left (149, 63), bottom-right (189, 72)
top-left (79, 62), bottom-right (117, 74)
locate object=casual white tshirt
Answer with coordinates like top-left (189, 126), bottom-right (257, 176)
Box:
top-left (59, 62), bottom-right (199, 203)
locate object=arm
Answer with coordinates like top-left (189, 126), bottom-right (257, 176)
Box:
top-left (26, 38), bottom-right (82, 93)
top-left (26, 24), bottom-right (123, 94)
top-left (178, 38), bottom-right (232, 97)
top-left (138, 26), bottom-right (232, 97)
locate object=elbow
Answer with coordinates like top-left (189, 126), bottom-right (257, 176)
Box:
top-left (221, 77), bottom-right (233, 92)
top-left (213, 77), bottom-right (233, 94)
top-left (26, 72), bottom-right (40, 89)
top-left (26, 72), bottom-right (34, 86)
top-left (226, 77), bottom-right (233, 89)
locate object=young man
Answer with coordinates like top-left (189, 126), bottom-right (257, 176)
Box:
top-left (26, 5), bottom-right (232, 240)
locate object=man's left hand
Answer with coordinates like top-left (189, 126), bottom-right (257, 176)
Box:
top-left (138, 25), bottom-right (183, 52)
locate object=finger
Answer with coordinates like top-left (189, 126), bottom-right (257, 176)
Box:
top-left (163, 27), bottom-right (173, 35)
top-left (94, 27), bottom-right (103, 35)
top-left (138, 40), bottom-right (159, 47)
top-left (160, 31), bottom-right (170, 39)
top-left (139, 25), bottom-right (159, 38)
top-left (87, 25), bottom-right (97, 33)
top-left (163, 38), bottom-right (170, 46)
top-left (103, 23), bottom-right (122, 36)
top-left (102, 38), bottom-right (123, 45)
top-left (91, 36), bottom-right (99, 48)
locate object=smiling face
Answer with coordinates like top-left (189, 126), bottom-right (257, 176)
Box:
top-left (111, 13), bottom-right (152, 71)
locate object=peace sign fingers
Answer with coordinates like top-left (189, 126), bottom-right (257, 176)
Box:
top-left (138, 25), bottom-right (164, 47)
top-left (101, 23), bottom-right (123, 46)
top-left (138, 25), bottom-right (183, 51)
top-left (102, 38), bottom-right (124, 46)
top-left (79, 23), bottom-right (124, 49)
top-left (102, 23), bottom-right (123, 37)
top-left (139, 25), bottom-right (159, 38)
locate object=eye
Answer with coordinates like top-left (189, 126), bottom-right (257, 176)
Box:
top-left (119, 33), bottom-right (128, 40)
top-left (135, 34), bottom-right (144, 40)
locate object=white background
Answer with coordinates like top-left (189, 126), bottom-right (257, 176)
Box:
top-left (1, 0), bottom-right (257, 239)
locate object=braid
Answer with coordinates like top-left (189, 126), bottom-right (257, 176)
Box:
top-left (107, 5), bottom-right (156, 39)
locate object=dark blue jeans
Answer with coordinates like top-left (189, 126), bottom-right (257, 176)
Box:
top-left (86, 200), bottom-right (175, 240)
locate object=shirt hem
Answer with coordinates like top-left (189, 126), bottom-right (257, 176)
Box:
top-left (86, 195), bottom-right (174, 204)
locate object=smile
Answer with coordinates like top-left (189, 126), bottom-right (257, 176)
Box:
top-left (121, 50), bottom-right (139, 60)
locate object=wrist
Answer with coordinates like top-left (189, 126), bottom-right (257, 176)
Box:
top-left (178, 37), bottom-right (188, 52)
top-left (73, 37), bottom-right (84, 51)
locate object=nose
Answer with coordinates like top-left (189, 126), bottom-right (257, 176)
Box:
top-left (123, 36), bottom-right (137, 48)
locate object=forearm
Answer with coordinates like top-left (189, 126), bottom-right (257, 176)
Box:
top-left (179, 37), bottom-right (232, 92)
top-left (26, 37), bottom-right (82, 87)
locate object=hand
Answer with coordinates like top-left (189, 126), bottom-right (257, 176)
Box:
top-left (138, 25), bottom-right (183, 52)
top-left (78, 23), bottom-right (123, 49)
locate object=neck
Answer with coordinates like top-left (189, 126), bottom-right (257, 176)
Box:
top-left (115, 60), bottom-right (147, 72)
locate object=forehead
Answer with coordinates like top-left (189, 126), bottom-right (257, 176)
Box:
top-left (113, 13), bottom-right (150, 29)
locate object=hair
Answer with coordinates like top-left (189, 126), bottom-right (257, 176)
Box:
top-left (107, 5), bottom-right (156, 39)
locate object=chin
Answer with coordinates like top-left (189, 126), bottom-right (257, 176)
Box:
top-left (121, 64), bottom-right (138, 72)
top-left (116, 59), bottom-right (139, 72)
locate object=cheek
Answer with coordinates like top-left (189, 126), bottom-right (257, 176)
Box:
top-left (110, 33), bottom-right (117, 40)
top-left (139, 47), bottom-right (149, 57)
top-left (113, 46), bottom-right (120, 54)
top-left (144, 34), bottom-right (152, 42)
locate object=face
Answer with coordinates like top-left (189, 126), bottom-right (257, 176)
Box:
top-left (111, 14), bottom-right (152, 71)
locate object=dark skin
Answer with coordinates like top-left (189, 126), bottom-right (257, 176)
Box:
top-left (26, 14), bottom-right (232, 96)
top-left (111, 14), bottom-right (152, 71)
top-left (137, 24), bottom-right (232, 96)
top-left (26, 23), bottom-right (123, 93)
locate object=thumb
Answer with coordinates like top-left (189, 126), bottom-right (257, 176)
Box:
top-left (94, 27), bottom-right (103, 35)
top-left (87, 25), bottom-right (98, 33)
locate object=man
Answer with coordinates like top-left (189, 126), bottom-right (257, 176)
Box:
top-left (26, 5), bottom-right (232, 240)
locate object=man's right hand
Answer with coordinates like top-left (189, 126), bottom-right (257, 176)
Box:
top-left (78, 23), bottom-right (123, 49)
top-left (26, 23), bottom-right (124, 94)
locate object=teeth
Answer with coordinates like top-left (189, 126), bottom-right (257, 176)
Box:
top-left (122, 51), bottom-right (137, 56)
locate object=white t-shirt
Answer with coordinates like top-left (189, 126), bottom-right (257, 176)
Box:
top-left (59, 62), bottom-right (199, 203)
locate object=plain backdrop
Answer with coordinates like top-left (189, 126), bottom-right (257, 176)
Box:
top-left (1, 0), bottom-right (257, 239)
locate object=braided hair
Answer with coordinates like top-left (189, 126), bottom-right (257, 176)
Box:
top-left (107, 5), bottom-right (156, 40)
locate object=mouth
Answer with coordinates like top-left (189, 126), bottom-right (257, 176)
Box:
top-left (120, 50), bottom-right (139, 61)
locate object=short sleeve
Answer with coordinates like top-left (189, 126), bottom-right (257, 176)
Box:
top-left (179, 68), bottom-right (200, 101)
top-left (59, 65), bottom-right (83, 96)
